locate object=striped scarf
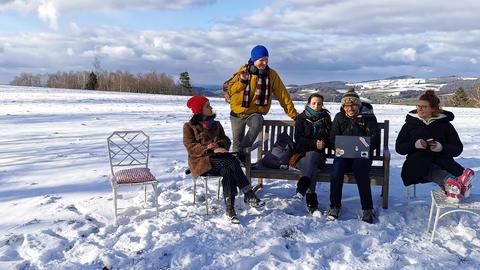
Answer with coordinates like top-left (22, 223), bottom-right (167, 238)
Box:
top-left (242, 74), bottom-right (270, 107)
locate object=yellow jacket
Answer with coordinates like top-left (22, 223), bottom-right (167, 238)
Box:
top-left (227, 66), bottom-right (298, 119)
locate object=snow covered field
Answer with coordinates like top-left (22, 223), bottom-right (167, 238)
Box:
top-left (1, 85), bottom-right (479, 269)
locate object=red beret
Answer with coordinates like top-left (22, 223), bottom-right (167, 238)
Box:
top-left (186, 96), bottom-right (209, 115)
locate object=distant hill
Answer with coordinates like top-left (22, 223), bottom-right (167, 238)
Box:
top-left (196, 75), bottom-right (479, 105)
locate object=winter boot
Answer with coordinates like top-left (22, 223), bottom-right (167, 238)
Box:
top-left (296, 176), bottom-right (310, 197)
top-left (244, 190), bottom-right (265, 208)
top-left (444, 178), bottom-right (462, 203)
top-left (224, 196), bottom-right (239, 224)
top-left (326, 207), bottom-right (340, 221)
top-left (306, 192), bottom-right (320, 216)
top-left (361, 209), bottom-right (375, 224)
top-left (457, 168), bottom-right (475, 198)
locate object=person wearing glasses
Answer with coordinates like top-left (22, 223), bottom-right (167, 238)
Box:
top-left (326, 87), bottom-right (379, 223)
top-left (395, 90), bottom-right (474, 202)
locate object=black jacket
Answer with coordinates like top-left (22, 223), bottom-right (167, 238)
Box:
top-left (329, 103), bottom-right (379, 150)
top-left (294, 109), bottom-right (332, 153)
top-left (395, 109), bottom-right (464, 186)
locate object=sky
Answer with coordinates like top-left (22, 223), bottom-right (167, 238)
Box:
top-left (0, 0), bottom-right (480, 85)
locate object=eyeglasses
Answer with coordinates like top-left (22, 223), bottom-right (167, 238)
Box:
top-left (416, 105), bottom-right (431, 110)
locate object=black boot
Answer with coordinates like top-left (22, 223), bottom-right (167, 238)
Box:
top-left (306, 192), bottom-right (319, 215)
top-left (244, 190), bottom-right (265, 208)
top-left (224, 196), bottom-right (239, 224)
top-left (296, 176), bottom-right (310, 196)
top-left (361, 209), bottom-right (375, 224)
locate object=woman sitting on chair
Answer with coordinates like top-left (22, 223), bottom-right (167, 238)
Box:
top-left (183, 96), bottom-right (264, 224)
top-left (395, 90), bottom-right (474, 202)
top-left (291, 93), bottom-right (331, 215)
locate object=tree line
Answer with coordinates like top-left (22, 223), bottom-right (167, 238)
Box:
top-left (10, 70), bottom-right (194, 96)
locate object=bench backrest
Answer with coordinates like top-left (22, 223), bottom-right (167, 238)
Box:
top-left (257, 120), bottom-right (389, 161)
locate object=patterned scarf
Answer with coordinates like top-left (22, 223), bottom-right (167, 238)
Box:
top-left (305, 106), bottom-right (328, 139)
top-left (242, 73), bottom-right (270, 108)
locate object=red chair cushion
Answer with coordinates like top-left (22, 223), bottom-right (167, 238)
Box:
top-left (114, 168), bottom-right (156, 184)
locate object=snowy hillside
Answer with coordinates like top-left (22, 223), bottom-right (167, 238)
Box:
top-left (349, 78), bottom-right (445, 96)
top-left (1, 85), bottom-right (479, 269)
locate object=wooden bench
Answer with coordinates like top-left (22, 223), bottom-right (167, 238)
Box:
top-left (243, 120), bottom-right (391, 209)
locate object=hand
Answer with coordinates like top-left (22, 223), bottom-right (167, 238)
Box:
top-left (239, 66), bottom-right (248, 80)
top-left (426, 139), bottom-right (436, 148)
top-left (213, 147), bottom-right (228, 153)
top-left (415, 139), bottom-right (428, 149)
top-left (429, 141), bottom-right (443, 152)
top-left (207, 143), bottom-right (219, 149)
top-left (316, 140), bottom-right (325, 150)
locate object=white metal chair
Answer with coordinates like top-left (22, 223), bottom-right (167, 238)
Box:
top-left (107, 131), bottom-right (159, 223)
top-left (186, 169), bottom-right (222, 215)
top-left (426, 189), bottom-right (480, 241)
top-left (406, 184), bottom-right (417, 200)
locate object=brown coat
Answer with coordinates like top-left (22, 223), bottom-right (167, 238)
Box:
top-left (183, 121), bottom-right (231, 177)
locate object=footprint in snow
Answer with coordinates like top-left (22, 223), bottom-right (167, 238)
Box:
top-left (40, 195), bottom-right (62, 205)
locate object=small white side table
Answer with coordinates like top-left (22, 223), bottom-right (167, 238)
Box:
top-left (426, 189), bottom-right (480, 241)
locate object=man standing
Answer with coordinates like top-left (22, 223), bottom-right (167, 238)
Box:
top-left (227, 45), bottom-right (298, 157)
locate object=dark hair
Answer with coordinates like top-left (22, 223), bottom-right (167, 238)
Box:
top-left (190, 113), bottom-right (216, 125)
top-left (307, 93), bottom-right (324, 104)
top-left (419, 90), bottom-right (441, 116)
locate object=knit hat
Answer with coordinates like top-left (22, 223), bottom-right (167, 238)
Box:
top-left (250, 45), bottom-right (269, 62)
top-left (187, 96), bottom-right (209, 115)
top-left (341, 87), bottom-right (361, 106)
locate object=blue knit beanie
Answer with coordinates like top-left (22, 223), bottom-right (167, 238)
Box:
top-left (250, 45), bottom-right (269, 62)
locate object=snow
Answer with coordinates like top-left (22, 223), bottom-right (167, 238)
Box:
top-left (1, 85), bottom-right (479, 269)
top-left (349, 79), bottom-right (446, 95)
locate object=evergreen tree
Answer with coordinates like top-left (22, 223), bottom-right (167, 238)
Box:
top-left (85, 72), bottom-right (98, 90)
top-left (179, 71), bottom-right (193, 95)
top-left (450, 87), bottom-right (469, 107)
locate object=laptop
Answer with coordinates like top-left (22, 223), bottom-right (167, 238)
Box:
top-left (334, 135), bottom-right (371, 159)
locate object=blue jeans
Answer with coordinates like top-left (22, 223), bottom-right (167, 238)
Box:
top-left (330, 157), bottom-right (373, 210)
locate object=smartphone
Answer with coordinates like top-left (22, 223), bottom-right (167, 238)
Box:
top-left (426, 138), bottom-right (435, 146)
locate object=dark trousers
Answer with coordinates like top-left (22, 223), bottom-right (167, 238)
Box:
top-left (427, 164), bottom-right (455, 185)
top-left (330, 157), bottom-right (373, 210)
top-left (296, 151), bottom-right (321, 193)
top-left (208, 154), bottom-right (250, 199)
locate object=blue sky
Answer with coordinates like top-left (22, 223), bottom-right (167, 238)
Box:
top-left (0, 0), bottom-right (479, 85)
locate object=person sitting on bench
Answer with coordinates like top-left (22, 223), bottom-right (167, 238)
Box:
top-left (291, 93), bottom-right (331, 215)
top-left (327, 88), bottom-right (379, 224)
top-left (183, 96), bottom-right (264, 224)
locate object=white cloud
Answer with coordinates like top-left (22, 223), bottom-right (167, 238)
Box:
top-left (0, 0), bottom-right (216, 29)
top-left (1, 25), bottom-right (480, 84)
top-left (384, 48), bottom-right (417, 63)
top-left (242, 0), bottom-right (480, 35)
top-left (100, 45), bottom-right (135, 59)
top-left (38, 1), bottom-right (58, 30)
